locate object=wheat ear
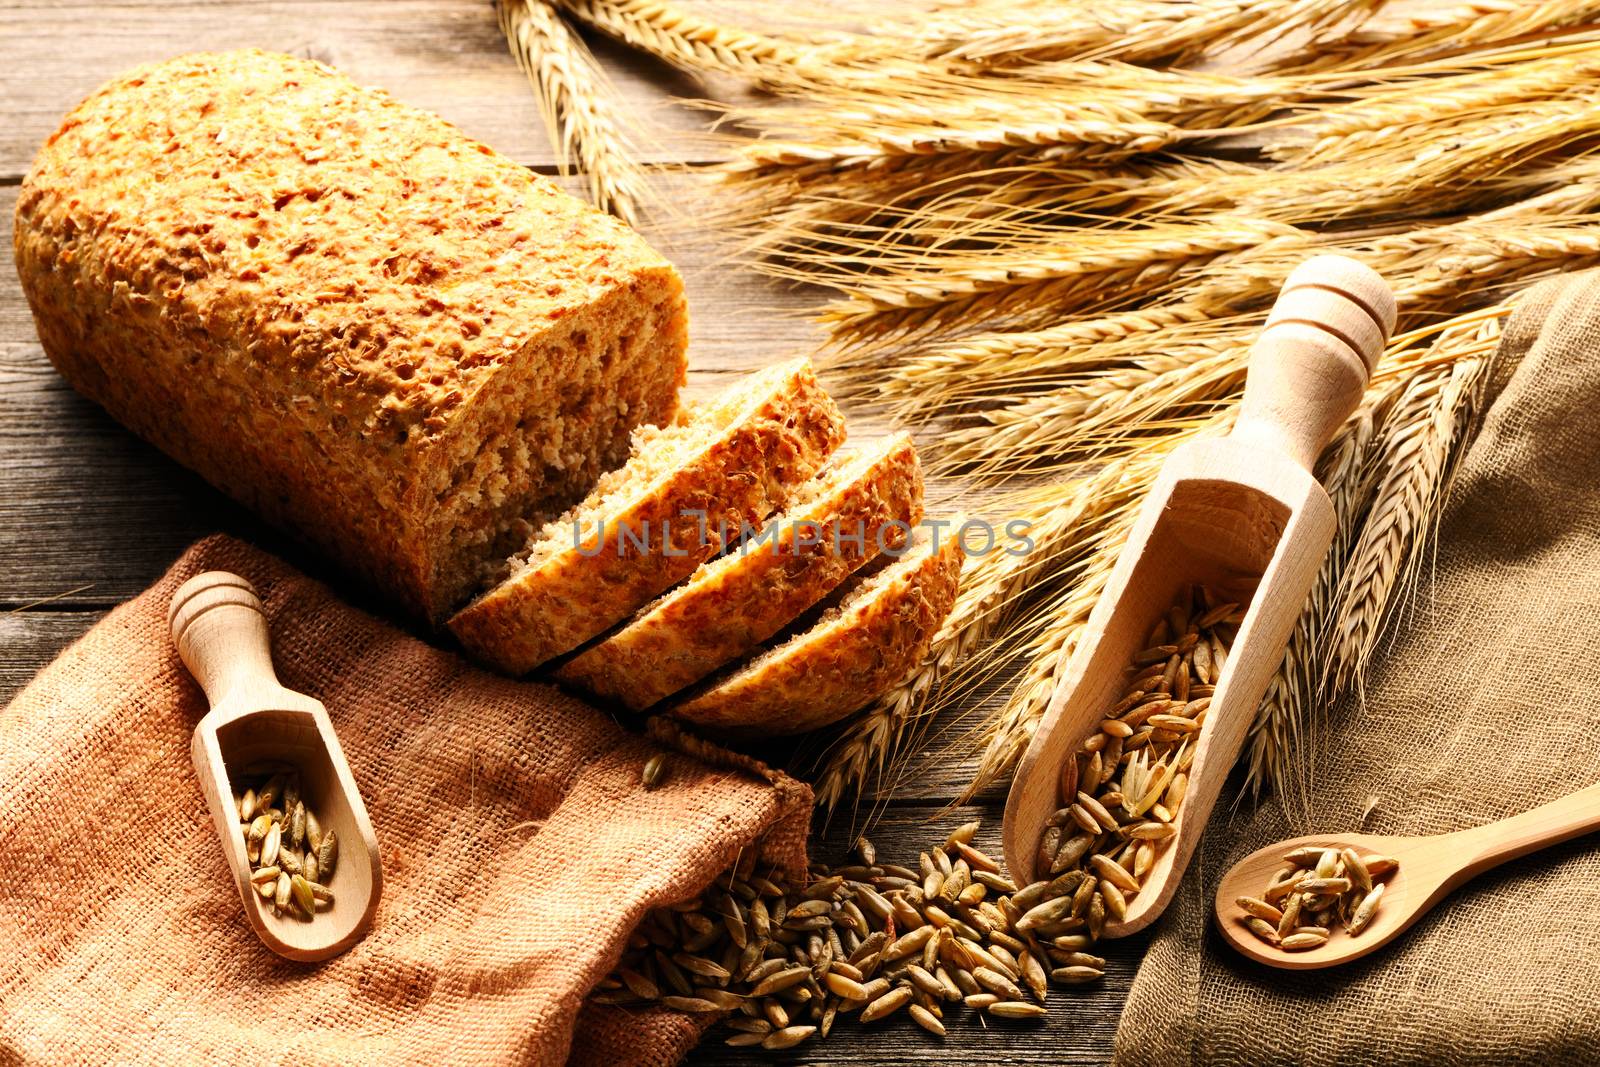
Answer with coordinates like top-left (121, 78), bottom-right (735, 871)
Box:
top-left (1273, 0), bottom-right (1600, 73)
top-left (500, 0), bottom-right (652, 225)
top-left (816, 219), bottom-right (1295, 347)
top-left (553, 0), bottom-right (809, 83)
top-left (886, 0), bottom-right (1378, 67)
top-left (1324, 320), bottom-right (1499, 702)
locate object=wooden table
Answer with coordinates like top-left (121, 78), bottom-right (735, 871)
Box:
top-left (0, 4), bottom-right (1144, 1063)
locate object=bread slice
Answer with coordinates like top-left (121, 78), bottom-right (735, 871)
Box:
top-left (556, 432), bottom-right (925, 710)
top-left (673, 525), bottom-right (963, 735)
top-left (448, 359), bottom-right (846, 673)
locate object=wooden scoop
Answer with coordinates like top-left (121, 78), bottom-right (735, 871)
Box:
top-left (1216, 782), bottom-right (1600, 968)
top-left (169, 571), bottom-right (382, 961)
top-left (1002, 255), bottom-right (1396, 937)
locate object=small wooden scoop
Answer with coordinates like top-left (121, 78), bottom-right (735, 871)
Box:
top-left (1216, 781), bottom-right (1600, 968)
top-left (1002, 255), bottom-right (1396, 937)
top-left (169, 571), bottom-right (382, 961)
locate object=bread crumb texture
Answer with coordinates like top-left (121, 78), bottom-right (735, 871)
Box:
top-left (14, 49), bottom-right (687, 620)
top-left (450, 358), bottom-right (846, 673)
top-left (555, 432), bottom-right (925, 710)
top-left (674, 526), bottom-right (963, 735)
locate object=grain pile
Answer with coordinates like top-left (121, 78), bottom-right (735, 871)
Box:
top-left (234, 767), bottom-right (338, 921)
top-left (1235, 845), bottom-right (1396, 948)
top-left (594, 823), bottom-right (1101, 1050)
top-left (592, 584), bottom-right (1239, 1046)
top-left (1027, 586), bottom-right (1234, 918)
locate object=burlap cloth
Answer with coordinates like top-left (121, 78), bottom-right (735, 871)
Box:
top-left (0, 534), bottom-right (811, 1065)
top-left (1117, 271), bottom-right (1600, 1065)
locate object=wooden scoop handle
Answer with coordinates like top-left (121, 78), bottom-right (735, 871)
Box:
top-left (169, 571), bottom-right (285, 711)
top-left (1232, 255), bottom-right (1396, 471)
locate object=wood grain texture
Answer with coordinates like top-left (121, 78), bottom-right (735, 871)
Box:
top-left (0, 2), bottom-right (1137, 1062)
top-left (0, 1), bottom-right (729, 178)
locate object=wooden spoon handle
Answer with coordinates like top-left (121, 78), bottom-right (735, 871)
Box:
top-left (169, 571), bottom-right (284, 710)
top-left (1453, 781), bottom-right (1600, 874)
top-left (1232, 255), bottom-right (1396, 471)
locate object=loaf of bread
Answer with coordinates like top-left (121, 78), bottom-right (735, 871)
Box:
top-left (449, 358), bottom-right (846, 673)
top-left (14, 50), bottom-right (687, 620)
top-left (673, 526), bottom-right (962, 734)
top-left (556, 433), bottom-right (924, 710)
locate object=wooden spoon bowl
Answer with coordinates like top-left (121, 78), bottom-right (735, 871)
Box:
top-left (1216, 781), bottom-right (1600, 968)
top-left (1215, 832), bottom-right (1418, 970)
top-left (170, 571), bottom-right (382, 961)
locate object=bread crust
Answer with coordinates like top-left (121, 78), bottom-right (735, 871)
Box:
top-left (450, 359), bottom-right (847, 673)
top-left (13, 50), bottom-right (686, 620)
top-left (672, 529), bottom-right (963, 735)
top-left (557, 433), bottom-right (924, 709)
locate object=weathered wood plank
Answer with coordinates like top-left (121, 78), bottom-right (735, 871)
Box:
top-left (0, 610), bottom-right (107, 694)
top-left (0, 1), bottom-right (727, 179)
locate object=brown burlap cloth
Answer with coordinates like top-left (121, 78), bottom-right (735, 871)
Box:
top-left (0, 534), bottom-right (812, 1065)
top-left (1117, 271), bottom-right (1600, 1066)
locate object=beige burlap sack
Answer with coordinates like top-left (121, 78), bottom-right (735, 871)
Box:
top-left (0, 534), bottom-right (811, 1066)
top-left (1116, 271), bottom-right (1600, 1065)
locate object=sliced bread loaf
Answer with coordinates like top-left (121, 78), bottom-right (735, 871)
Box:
top-left (449, 358), bottom-right (846, 673)
top-left (673, 525), bottom-right (963, 735)
top-left (15, 50), bottom-right (687, 622)
top-left (555, 432), bottom-right (924, 710)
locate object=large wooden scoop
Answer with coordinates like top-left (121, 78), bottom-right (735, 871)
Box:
top-left (170, 571), bottom-right (382, 961)
top-left (1002, 255), bottom-right (1396, 937)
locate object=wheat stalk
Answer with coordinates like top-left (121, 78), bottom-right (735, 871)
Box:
top-left (932, 346), bottom-right (1246, 476)
top-left (848, 205), bottom-right (1586, 476)
top-left (724, 116), bottom-right (1184, 180)
top-left (1269, 50), bottom-right (1600, 161)
top-left (568, 2), bottom-right (1596, 806)
top-left (845, 303), bottom-right (1221, 411)
top-left (552, 0), bottom-right (817, 84)
top-left (884, 0), bottom-right (1380, 67)
top-left (960, 423), bottom-right (1224, 800)
top-left (1273, 0), bottom-right (1600, 73)
top-left (725, 155), bottom-right (1253, 275)
top-left (714, 58), bottom-right (1600, 294)
top-left (499, 0), bottom-right (653, 225)
top-left (813, 219), bottom-right (1297, 347)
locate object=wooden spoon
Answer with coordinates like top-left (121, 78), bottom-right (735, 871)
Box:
top-left (1002, 255), bottom-right (1396, 937)
top-left (169, 571), bottom-right (382, 961)
top-left (1216, 782), bottom-right (1600, 968)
